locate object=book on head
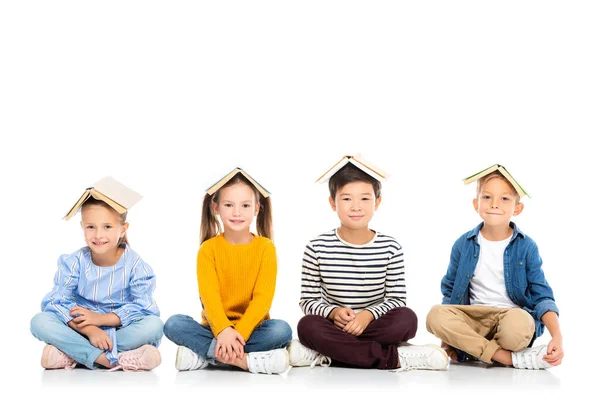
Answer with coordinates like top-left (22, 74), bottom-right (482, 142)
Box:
top-left (316, 154), bottom-right (389, 184)
top-left (205, 167), bottom-right (270, 198)
top-left (463, 164), bottom-right (530, 198)
top-left (64, 176), bottom-right (143, 220)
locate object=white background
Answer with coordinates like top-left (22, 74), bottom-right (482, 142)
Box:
top-left (1, 1), bottom-right (598, 398)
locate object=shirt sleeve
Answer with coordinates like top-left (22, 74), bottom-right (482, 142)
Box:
top-left (441, 239), bottom-right (461, 304)
top-left (112, 256), bottom-right (160, 327)
top-left (365, 244), bottom-right (406, 319)
top-left (299, 243), bottom-right (335, 318)
top-left (41, 253), bottom-right (81, 324)
top-left (235, 241), bottom-right (277, 341)
top-left (525, 242), bottom-right (559, 321)
top-left (197, 243), bottom-right (234, 337)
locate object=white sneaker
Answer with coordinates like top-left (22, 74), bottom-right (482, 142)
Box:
top-left (512, 345), bottom-right (552, 370)
top-left (175, 346), bottom-right (209, 371)
top-left (396, 344), bottom-right (449, 371)
top-left (246, 349), bottom-right (289, 374)
top-left (287, 339), bottom-right (331, 368)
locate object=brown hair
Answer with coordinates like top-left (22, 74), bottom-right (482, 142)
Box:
top-left (476, 171), bottom-right (521, 203)
top-left (200, 173), bottom-right (273, 244)
top-left (81, 198), bottom-right (129, 246)
top-left (328, 163), bottom-right (382, 199)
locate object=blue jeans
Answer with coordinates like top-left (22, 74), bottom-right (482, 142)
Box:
top-left (30, 312), bottom-right (164, 369)
top-left (163, 314), bottom-right (292, 365)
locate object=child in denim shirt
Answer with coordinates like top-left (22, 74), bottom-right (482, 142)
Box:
top-left (426, 165), bottom-right (564, 369)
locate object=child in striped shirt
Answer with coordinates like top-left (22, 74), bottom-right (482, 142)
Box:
top-left (289, 161), bottom-right (449, 371)
top-left (30, 187), bottom-right (163, 371)
top-left (163, 169), bottom-right (292, 375)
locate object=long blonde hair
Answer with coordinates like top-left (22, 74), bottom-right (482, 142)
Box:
top-left (199, 173), bottom-right (273, 244)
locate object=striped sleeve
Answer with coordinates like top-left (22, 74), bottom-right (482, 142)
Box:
top-left (113, 248), bottom-right (160, 326)
top-left (364, 237), bottom-right (406, 319)
top-left (299, 241), bottom-right (336, 318)
top-left (41, 253), bottom-right (81, 324)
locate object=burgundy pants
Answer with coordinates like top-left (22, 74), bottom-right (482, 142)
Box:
top-left (297, 307), bottom-right (418, 369)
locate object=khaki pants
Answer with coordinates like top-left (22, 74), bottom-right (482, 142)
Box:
top-left (426, 305), bottom-right (535, 363)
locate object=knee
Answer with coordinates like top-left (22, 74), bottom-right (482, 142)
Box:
top-left (145, 315), bottom-right (164, 341)
top-left (268, 320), bottom-right (293, 345)
top-left (498, 309), bottom-right (535, 351)
top-left (275, 320), bottom-right (293, 343)
top-left (30, 312), bottom-right (55, 339)
top-left (297, 315), bottom-right (324, 339)
top-left (426, 305), bottom-right (449, 334)
top-left (163, 314), bottom-right (188, 337)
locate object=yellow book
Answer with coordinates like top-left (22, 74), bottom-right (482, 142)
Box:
top-left (205, 167), bottom-right (270, 198)
top-left (463, 164), bottom-right (530, 198)
top-left (64, 176), bottom-right (143, 220)
top-left (316, 154), bottom-right (389, 183)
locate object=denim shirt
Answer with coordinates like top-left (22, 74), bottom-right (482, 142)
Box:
top-left (441, 222), bottom-right (559, 347)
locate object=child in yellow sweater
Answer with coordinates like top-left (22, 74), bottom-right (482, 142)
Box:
top-left (163, 168), bottom-right (292, 374)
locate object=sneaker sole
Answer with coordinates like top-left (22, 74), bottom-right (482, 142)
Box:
top-left (41, 344), bottom-right (54, 368)
top-left (175, 346), bottom-right (186, 370)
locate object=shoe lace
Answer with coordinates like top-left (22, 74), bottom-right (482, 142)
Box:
top-left (397, 352), bottom-right (429, 371)
top-left (107, 350), bottom-right (146, 372)
top-left (298, 346), bottom-right (331, 368)
top-left (309, 354), bottom-right (332, 368)
top-left (53, 349), bottom-right (77, 370)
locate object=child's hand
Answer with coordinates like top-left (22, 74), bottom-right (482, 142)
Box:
top-left (330, 307), bottom-right (355, 330)
top-left (543, 336), bottom-right (564, 366)
top-left (343, 310), bottom-right (374, 336)
top-left (70, 306), bottom-right (102, 328)
top-left (87, 327), bottom-right (113, 351)
top-left (216, 327), bottom-right (246, 364)
top-left (441, 342), bottom-right (458, 363)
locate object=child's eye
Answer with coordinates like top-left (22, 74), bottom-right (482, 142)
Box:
top-left (104, 225), bottom-right (112, 229)
top-left (361, 197), bottom-right (371, 201)
top-left (224, 203), bottom-right (232, 207)
top-left (342, 197), bottom-right (351, 201)
top-left (86, 226), bottom-right (94, 230)
top-left (242, 204), bottom-right (251, 208)
top-left (482, 195), bottom-right (491, 200)
top-left (501, 197), bottom-right (511, 201)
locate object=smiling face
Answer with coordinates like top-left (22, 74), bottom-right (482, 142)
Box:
top-left (212, 182), bottom-right (259, 236)
top-left (330, 181), bottom-right (381, 233)
top-left (473, 175), bottom-right (524, 230)
top-left (80, 203), bottom-right (129, 262)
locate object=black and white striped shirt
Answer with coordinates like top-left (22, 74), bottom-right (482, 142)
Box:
top-left (299, 229), bottom-right (406, 319)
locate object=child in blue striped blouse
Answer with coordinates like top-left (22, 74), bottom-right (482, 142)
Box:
top-left (289, 159), bottom-right (449, 371)
top-left (30, 179), bottom-right (163, 371)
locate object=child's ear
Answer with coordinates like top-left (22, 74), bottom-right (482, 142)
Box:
top-left (121, 222), bottom-right (130, 237)
top-left (472, 198), bottom-right (479, 212)
top-left (375, 196), bottom-right (382, 210)
top-left (212, 202), bottom-right (219, 215)
top-left (513, 202), bottom-right (524, 216)
top-left (254, 202), bottom-right (260, 216)
top-left (329, 197), bottom-right (336, 211)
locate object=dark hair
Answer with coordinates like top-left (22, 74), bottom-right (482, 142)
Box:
top-left (328, 164), bottom-right (382, 199)
top-left (81, 198), bottom-right (129, 246)
top-left (200, 173), bottom-right (273, 244)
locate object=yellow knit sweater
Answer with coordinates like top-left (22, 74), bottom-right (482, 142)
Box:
top-left (196, 234), bottom-right (277, 341)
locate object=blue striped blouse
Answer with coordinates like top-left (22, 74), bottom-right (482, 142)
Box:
top-left (41, 244), bottom-right (160, 363)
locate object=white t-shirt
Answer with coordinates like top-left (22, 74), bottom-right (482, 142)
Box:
top-left (469, 233), bottom-right (519, 308)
